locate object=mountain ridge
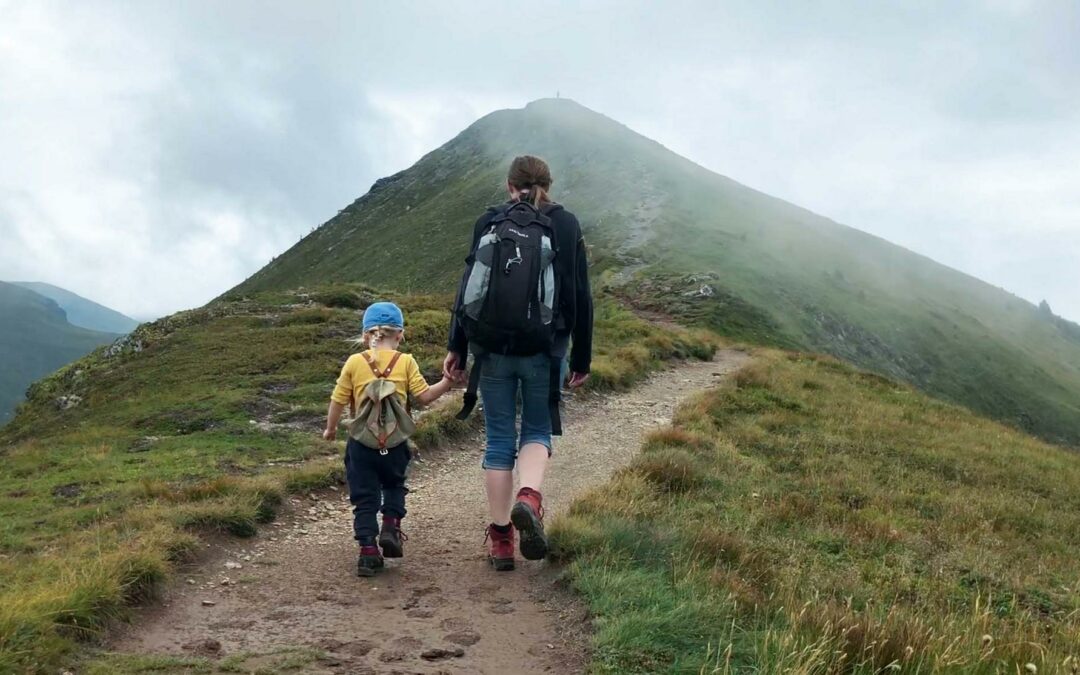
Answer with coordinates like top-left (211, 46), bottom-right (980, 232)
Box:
top-left (228, 98), bottom-right (1080, 445)
top-left (0, 281), bottom-right (119, 422)
top-left (11, 281), bottom-right (139, 334)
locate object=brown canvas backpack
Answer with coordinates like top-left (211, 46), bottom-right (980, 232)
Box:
top-left (345, 351), bottom-right (415, 452)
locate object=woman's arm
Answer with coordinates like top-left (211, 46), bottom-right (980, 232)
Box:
top-left (569, 229), bottom-right (593, 386)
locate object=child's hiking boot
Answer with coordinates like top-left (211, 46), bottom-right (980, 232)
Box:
top-left (357, 544), bottom-right (384, 577)
top-left (485, 523), bottom-right (515, 571)
top-left (379, 516), bottom-right (406, 558)
top-left (510, 487), bottom-right (548, 560)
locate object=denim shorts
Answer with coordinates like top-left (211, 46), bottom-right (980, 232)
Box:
top-left (478, 352), bottom-right (554, 470)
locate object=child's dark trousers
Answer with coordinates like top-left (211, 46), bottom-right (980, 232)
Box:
top-left (344, 438), bottom-right (410, 541)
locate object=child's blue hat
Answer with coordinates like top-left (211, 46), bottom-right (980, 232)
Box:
top-left (362, 302), bottom-right (404, 332)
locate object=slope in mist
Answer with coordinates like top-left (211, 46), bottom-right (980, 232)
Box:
top-left (231, 99), bottom-right (1080, 445)
top-left (0, 282), bottom-right (118, 422)
top-left (12, 281), bottom-right (139, 334)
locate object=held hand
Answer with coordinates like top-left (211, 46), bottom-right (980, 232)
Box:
top-left (322, 427), bottom-right (337, 442)
top-left (567, 371), bottom-right (590, 389)
top-left (442, 351), bottom-right (467, 382)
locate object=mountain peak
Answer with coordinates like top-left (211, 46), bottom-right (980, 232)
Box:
top-left (229, 101), bottom-right (1080, 445)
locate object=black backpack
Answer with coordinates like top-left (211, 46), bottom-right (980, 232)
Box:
top-left (454, 201), bottom-right (565, 433)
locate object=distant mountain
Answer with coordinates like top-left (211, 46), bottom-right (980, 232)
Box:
top-left (11, 281), bottom-right (139, 334)
top-left (230, 98), bottom-right (1080, 445)
top-left (0, 282), bottom-right (118, 422)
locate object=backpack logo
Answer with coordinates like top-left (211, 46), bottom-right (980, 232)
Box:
top-left (507, 228), bottom-right (530, 238)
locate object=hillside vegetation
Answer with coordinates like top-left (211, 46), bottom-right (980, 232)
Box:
top-left (0, 285), bottom-right (712, 673)
top-left (232, 98), bottom-right (1080, 446)
top-left (551, 350), bottom-right (1080, 673)
top-left (0, 282), bottom-right (118, 423)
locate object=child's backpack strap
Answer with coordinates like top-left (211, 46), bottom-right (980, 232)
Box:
top-left (361, 350), bottom-right (402, 379)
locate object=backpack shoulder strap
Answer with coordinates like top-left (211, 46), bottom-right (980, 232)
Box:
top-left (360, 350), bottom-right (403, 379)
top-left (383, 351), bottom-right (403, 378)
top-left (360, 350), bottom-right (381, 377)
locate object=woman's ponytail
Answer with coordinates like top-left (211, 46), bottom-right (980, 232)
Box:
top-left (530, 185), bottom-right (549, 208)
top-left (508, 155), bottom-right (553, 207)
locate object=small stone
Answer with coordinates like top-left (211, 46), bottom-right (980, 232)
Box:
top-left (182, 638), bottom-right (222, 655)
top-left (421, 647), bottom-right (465, 661)
top-left (201, 600), bottom-right (216, 607)
top-left (445, 630), bottom-right (480, 646)
top-left (224, 561), bottom-right (242, 570)
top-left (186, 578), bottom-right (196, 585)
top-left (406, 608), bottom-right (436, 618)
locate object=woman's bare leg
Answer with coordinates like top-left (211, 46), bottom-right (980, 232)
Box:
top-left (517, 442), bottom-right (549, 492)
top-left (485, 468), bottom-right (514, 525)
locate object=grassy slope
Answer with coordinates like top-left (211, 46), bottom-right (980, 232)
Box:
top-left (0, 282), bottom-right (118, 423)
top-left (228, 99), bottom-right (1080, 446)
top-left (0, 284), bottom-right (712, 673)
top-left (551, 350), bottom-right (1080, 673)
top-left (11, 281), bottom-right (140, 334)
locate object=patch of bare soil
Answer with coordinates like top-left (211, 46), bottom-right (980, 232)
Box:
top-left (107, 350), bottom-right (750, 674)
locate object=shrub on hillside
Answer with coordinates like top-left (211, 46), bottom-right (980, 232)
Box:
top-left (314, 289), bottom-right (364, 309)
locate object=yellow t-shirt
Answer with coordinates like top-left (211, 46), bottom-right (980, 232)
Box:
top-left (331, 350), bottom-right (430, 409)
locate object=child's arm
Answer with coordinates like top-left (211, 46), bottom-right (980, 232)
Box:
top-left (323, 401), bottom-right (346, 441)
top-left (325, 357), bottom-right (356, 441)
top-left (415, 375), bottom-right (454, 406)
top-left (405, 356), bottom-right (454, 406)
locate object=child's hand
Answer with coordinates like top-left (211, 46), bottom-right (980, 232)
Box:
top-left (322, 427), bottom-right (337, 441)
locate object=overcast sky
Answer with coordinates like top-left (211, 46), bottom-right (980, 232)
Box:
top-left (1, 1), bottom-right (1077, 321)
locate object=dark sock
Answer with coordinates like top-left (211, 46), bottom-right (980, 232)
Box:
top-left (491, 522), bottom-right (512, 534)
top-left (358, 536), bottom-right (377, 546)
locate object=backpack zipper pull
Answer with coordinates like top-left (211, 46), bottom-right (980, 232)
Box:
top-left (504, 245), bottom-right (523, 274)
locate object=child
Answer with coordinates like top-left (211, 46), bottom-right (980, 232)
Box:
top-left (323, 302), bottom-right (454, 576)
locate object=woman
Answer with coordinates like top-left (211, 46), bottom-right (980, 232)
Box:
top-left (443, 155), bottom-right (593, 571)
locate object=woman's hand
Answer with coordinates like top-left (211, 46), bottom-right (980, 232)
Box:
top-left (567, 371), bottom-right (590, 389)
top-left (443, 351), bottom-right (467, 382)
top-left (322, 427), bottom-right (337, 442)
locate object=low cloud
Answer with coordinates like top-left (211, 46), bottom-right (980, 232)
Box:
top-left (1, 1), bottom-right (1077, 320)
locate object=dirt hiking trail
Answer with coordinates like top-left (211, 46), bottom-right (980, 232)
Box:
top-left (110, 350), bottom-right (749, 674)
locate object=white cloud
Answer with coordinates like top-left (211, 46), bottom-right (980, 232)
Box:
top-left (0, 0), bottom-right (1077, 322)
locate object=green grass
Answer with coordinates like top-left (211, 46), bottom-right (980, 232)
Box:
top-left (227, 98), bottom-right (1080, 446)
top-left (0, 285), bottom-right (711, 673)
top-left (550, 350), bottom-right (1080, 673)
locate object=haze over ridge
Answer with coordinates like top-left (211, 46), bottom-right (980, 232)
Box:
top-left (1, 1), bottom-right (1077, 320)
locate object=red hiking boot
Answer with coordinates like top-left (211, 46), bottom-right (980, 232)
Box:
top-left (379, 516), bottom-right (406, 558)
top-left (486, 524), bottom-right (515, 571)
top-left (357, 544), bottom-right (384, 577)
top-left (510, 487), bottom-right (549, 560)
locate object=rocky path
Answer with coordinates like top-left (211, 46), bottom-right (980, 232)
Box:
top-left (109, 350), bottom-right (749, 674)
